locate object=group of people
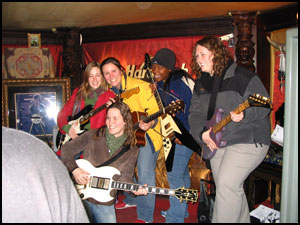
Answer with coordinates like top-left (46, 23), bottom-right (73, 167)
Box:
top-left (3, 36), bottom-right (272, 223)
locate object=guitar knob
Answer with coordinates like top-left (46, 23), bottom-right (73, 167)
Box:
top-left (80, 193), bottom-right (84, 199)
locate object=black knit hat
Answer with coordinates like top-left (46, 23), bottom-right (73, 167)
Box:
top-left (151, 48), bottom-right (176, 70)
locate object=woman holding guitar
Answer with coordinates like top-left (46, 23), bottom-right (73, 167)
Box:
top-left (60, 101), bottom-right (147, 223)
top-left (100, 57), bottom-right (162, 223)
top-left (57, 61), bottom-right (116, 157)
top-left (189, 36), bottom-right (272, 222)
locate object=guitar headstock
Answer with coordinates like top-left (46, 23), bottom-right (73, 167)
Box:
top-left (144, 53), bottom-right (151, 69)
top-left (174, 187), bottom-right (198, 203)
top-left (120, 87), bottom-right (140, 99)
top-left (165, 100), bottom-right (185, 115)
top-left (248, 94), bottom-right (273, 109)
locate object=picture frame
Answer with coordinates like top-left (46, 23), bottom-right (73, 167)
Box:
top-left (2, 78), bottom-right (70, 146)
top-left (27, 33), bottom-right (41, 48)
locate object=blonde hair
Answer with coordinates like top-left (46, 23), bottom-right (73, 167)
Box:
top-left (76, 61), bottom-right (108, 100)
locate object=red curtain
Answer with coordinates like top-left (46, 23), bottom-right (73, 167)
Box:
top-left (82, 35), bottom-right (234, 79)
top-left (2, 44), bottom-right (63, 77)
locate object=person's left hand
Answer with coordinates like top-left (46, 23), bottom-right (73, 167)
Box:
top-left (174, 138), bottom-right (182, 145)
top-left (139, 120), bottom-right (154, 131)
top-left (230, 111), bottom-right (244, 122)
top-left (131, 184), bottom-right (148, 196)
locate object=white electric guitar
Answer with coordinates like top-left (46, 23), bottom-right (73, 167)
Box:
top-left (75, 159), bottom-right (198, 203)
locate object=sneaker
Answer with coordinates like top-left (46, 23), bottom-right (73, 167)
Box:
top-left (160, 210), bottom-right (189, 218)
top-left (160, 210), bottom-right (167, 218)
top-left (115, 201), bottom-right (136, 209)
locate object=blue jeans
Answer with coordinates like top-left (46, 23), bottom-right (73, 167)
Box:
top-left (165, 144), bottom-right (193, 223)
top-left (83, 200), bottom-right (116, 223)
top-left (123, 141), bottom-right (159, 223)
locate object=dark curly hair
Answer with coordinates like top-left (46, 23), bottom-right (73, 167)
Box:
top-left (95, 101), bottom-right (136, 147)
top-left (191, 36), bottom-right (233, 78)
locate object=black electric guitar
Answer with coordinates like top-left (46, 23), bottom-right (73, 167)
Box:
top-left (56, 87), bottom-right (140, 148)
top-left (75, 159), bottom-right (198, 203)
top-left (132, 100), bottom-right (184, 147)
top-left (202, 94), bottom-right (272, 160)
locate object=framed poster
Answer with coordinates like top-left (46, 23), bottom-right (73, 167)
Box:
top-left (2, 78), bottom-right (70, 146)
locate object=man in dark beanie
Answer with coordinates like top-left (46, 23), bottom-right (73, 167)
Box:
top-left (151, 48), bottom-right (195, 223)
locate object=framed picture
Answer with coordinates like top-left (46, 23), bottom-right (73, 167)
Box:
top-left (2, 78), bottom-right (70, 146)
top-left (27, 33), bottom-right (41, 48)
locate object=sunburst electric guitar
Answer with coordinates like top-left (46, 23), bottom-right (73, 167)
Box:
top-left (202, 93), bottom-right (272, 160)
top-left (75, 159), bottom-right (198, 203)
top-left (56, 87), bottom-right (140, 149)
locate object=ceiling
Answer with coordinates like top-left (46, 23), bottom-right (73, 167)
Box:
top-left (2, 2), bottom-right (296, 30)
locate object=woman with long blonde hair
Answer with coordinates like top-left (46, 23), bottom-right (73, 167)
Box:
top-left (57, 61), bottom-right (116, 157)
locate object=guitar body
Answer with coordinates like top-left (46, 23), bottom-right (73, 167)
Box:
top-left (172, 116), bottom-right (202, 154)
top-left (56, 105), bottom-right (93, 148)
top-left (61, 116), bottom-right (87, 146)
top-left (160, 114), bottom-right (181, 161)
top-left (75, 159), bottom-right (198, 203)
top-left (202, 108), bottom-right (226, 160)
top-left (201, 93), bottom-right (272, 160)
top-left (131, 111), bottom-right (147, 147)
top-left (75, 159), bottom-right (120, 203)
top-left (69, 104), bottom-right (94, 121)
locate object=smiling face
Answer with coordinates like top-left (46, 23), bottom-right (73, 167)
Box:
top-left (102, 63), bottom-right (123, 89)
top-left (88, 67), bottom-right (102, 90)
top-left (195, 44), bottom-right (214, 75)
top-left (151, 64), bottom-right (170, 82)
top-left (106, 107), bottom-right (126, 137)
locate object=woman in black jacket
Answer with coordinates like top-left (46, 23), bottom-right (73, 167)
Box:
top-left (189, 36), bottom-right (272, 223)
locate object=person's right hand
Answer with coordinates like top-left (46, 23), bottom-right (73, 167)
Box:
top-left (68, 123), bottom-right (79, 139)
top-left (72, 168), bottom-right (90, 185)
top-left (202, 127), bottom-right (218, 151)
top-left (149, 82), bottom-right (157, 94)
top-left (106, 97), bottom-right (116, 107)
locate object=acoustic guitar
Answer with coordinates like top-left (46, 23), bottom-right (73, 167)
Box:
top-left (132, 100), bottom-right (184, 147)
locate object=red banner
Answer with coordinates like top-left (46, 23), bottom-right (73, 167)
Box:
top-left (83, 35), bottom-right (234, 79)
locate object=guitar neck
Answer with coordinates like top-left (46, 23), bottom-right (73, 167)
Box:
top-left (79, 95), bottom-right (120, 123)
top-left (213, 100), bottom-right (250, 133)
top-left (147, 68), bottom-right (164, 111)
top-left (111, 181), bottom-right (175, 196)
top-left (133, 109), bottom-right (164, 130)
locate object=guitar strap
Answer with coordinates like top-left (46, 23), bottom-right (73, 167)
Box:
top-left (207, 61), bottom-right (232, 120)
top-left (96, 144), bottom-right (130, 167)
top-left (207, 76), bottom-right (222, 120)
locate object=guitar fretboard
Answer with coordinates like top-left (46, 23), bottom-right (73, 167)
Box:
top-left (133, 109), bottom-right (166, 130)
top-left (80, 96), bottom-right (120, 123)
top-left (213, 100), bottom-right (250, 134)
top-left (111, 181), bottom-right (175, 196)
top-left (79, 87), bottom-right (140, 125)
